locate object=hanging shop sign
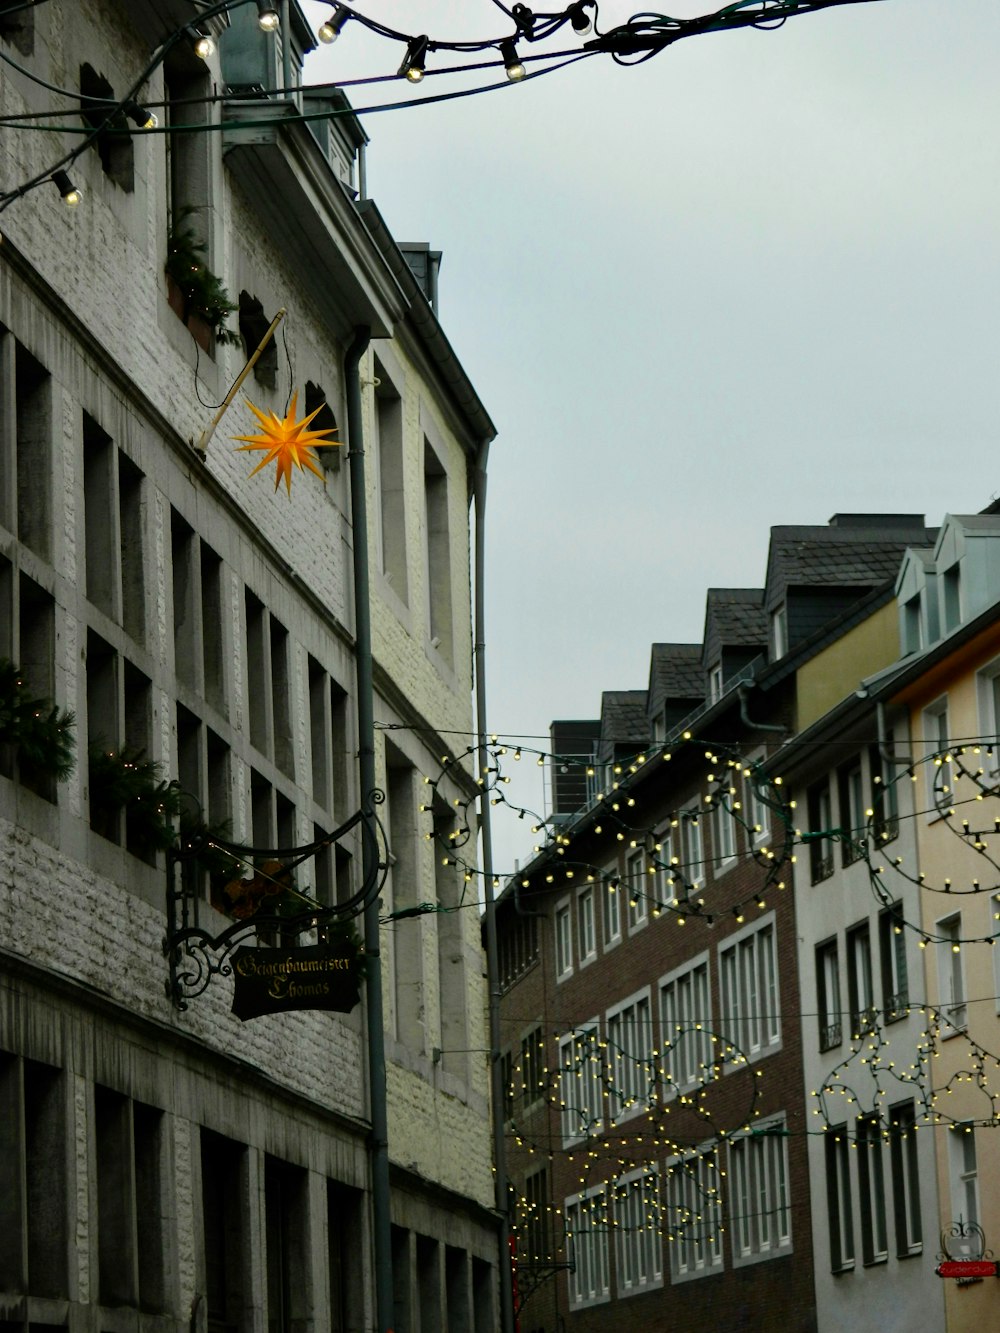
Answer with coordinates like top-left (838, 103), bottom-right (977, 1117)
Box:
top-left (936, 1260), bottom-right (999, 1280)
top-left (230, 941), bottom-right (362, 1020)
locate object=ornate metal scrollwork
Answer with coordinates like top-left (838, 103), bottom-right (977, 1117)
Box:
top-left (163, 797), bottom-right (385, 1010)
top-left (938, 1218), bottom-right (992, 1263)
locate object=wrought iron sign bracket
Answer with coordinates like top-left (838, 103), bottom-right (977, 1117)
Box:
top-left (163, 799), bottom-right (384, 1011)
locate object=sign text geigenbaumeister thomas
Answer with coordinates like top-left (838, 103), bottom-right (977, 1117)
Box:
top-left (231, 942), bottom-right (361, 1020)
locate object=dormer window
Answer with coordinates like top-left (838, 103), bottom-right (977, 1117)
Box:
top-left (902, 593), bottom-right (922, 655)
top-left (772, 605), bottom-right (788, 660)
top-left (708, 664), bottom-right (723, 703)
top-left (942, 563), bottom-right (961, 634)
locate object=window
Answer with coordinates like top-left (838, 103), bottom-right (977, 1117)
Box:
top-left (902, 593), bottom-right (922, 655)
top-left (558, 1022), bottom-right (603, 1145)
top-left (825, 1127), bottom-right (854, 1272)
top-left (856, 1115), bottom-right (888, 1264)
top-left (520, 1027), bottom-right (545, 1109)
top-left (708, 664), bottom-right (723, 702)
top-left (386, 755), bottom-right (423, 1052)
top-left (80, 63), bottom-right (135, 191)
top-left (522, 1168), bottom-right (551, 1263)
top-left (936, 915), bottom-right (966, 1032)
top-left (879, 905), bottom-right (909, 1023)
top-left (606, 991), bottom-right (653, 1121)
top-left (713, 796), bottom-right (735, 868)
top-left (424, 437), bottom-right (453, 664)
top-left (201, 1129), bottom-right (248, 1330)
top-left (942, 562), bottom-right (961, 633)
top-left (555, 899), bottom-right (573, 979)
top-left (729, 1122), bottom-right (791, 1264)
top-left (660, 955), bottom-right (712, 1094)
top-left (604, 876), bottom-right (622, 946)
top-left (498, 912), bottom-right (539, 992)
top-left (889, 1101), bottom-right (922, 1256)
top-left (679, 810), bottom-right (704, 891)
top-left (500, 1050), bottom-right (514, 1121)
top-left (578, 886), bottom-right (596, 962)
top-left (238, 292), bottom-right (278, 387)
top-left (772, 605), bottom-right (788, 659)
top-left (993, 893), bottom-right (1000, 1015)
top-left (869, 739), bottom-right (899, 845)
top-left (626, 848), bottom-right (648, 932)
top-left (265, 1155), bottom-right (309, 1333)
top-left (665, 1148), bottom-right (723, 1281)
top-left (719, 916), bottom-right (780, 1065)
top-left (977, 656), bottom-right (1000, 756)
top-left (847, 922), bottom-right (876, 1038)
top-left (565, 1189), bottom-right (609, 1307)
top-left (816, 939), bottom-right (842, 1052)
top-left (838, 757), bottom-right (866, 866)
top-left (807, 778), bottom-right (834, 883)
top-left (653, 828), bottom-right (674, 905)
top-left (923, 697), bottom-right (951, 817)
top-left (949, 1124), bottom-right (979, 1228)
top-left (615, 1169), bottom-right (662, 1295)
top-left (372, 361), bottom-right (407, 597)
top-left (744, 758), bottom-right (770, 845)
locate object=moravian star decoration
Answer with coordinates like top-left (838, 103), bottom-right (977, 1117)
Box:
top-left (233, 391), bottom-right (339, 494)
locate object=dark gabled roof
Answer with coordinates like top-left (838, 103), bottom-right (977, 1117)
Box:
top-left (648, 643), bottom-right (704, 713)
top-left (764, 515), bottom-right (934, 612)
top-left (598, 690), bottom-right (649, 749)
top-left (702, 588), bottom-right (766, 666)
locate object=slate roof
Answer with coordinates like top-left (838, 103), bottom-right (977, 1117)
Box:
top-left (702, 588), bottom-right (767, 662)
top-left (648, 643), bottom-right (704, 712)
top-left (764, 517), bottom-right (934, 611)
top-left (598, 690), bottom-right (649, 748)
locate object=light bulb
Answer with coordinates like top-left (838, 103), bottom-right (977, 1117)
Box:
top-left (500, 38), bottom-right (525, 81)
top-left (193, 32), bottom-right (215, 59)
top-left (256, 1), bottom-right (280, 31)
top-left (52, 171), bottom-right (82, 207)
top-left (318, 6), bottom-right (349, 43)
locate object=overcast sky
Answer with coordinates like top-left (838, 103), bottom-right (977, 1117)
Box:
top-left (300, 0), bottom-right (1000, 875)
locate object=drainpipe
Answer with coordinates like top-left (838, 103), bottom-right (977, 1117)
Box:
top-left (738, 684), bottom-right (785, 733)
top-left (280, 0), bottom-right (292, 98)
top-left (345, 325), bottom-right (393, 1333)
top-left (473, 437), bottom-right (516, 1333)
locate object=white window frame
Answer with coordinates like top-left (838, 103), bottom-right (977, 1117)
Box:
top-left (565, 1187), bottom-right (610, 1308)
top-left (606, 988), bottom-right (653, 1123)
top-left (718, 913), bottom-right (781, 1069)
top-left (744, 754), bottom-right (770, 847)
top-left (936, 912), bottom-right (966, 1034)
top-left (922, 695), bottom-right (951, 819)
top-left (577, 885), bottom-right (597, 965)
top-left (976, 654), bottom-right (1000, 766)
top-left (824, 1125), bottom-right (854, 1272)
top-left (772, 605), bottom-right (788, 659)
top-left (889, 1100), bottom-right (922, 1258)
top-left (604, 875), bottom-right (622, 948)
top-left (626, 848), bottom-right (648, 933)
top-left (708, 663), bottom-right (723, 702)
top-left (653, 827), bottom-right (673, 906)
top-left (680, 808), bottom-right (705, 892)
top-left (856, 1113), bottom-right (888, 1265)
top-left (660, 952), bottom-right (712, 1097)
top-left (615, 1167), bottom-right (663, 1297)
top-left (728, 1118), bottom-right (792, 1267)
top-left (948, 1123), bottom-right (979, 1231)
top-left (665, 1145), bottom-right (724, 1282)
top-left (558, 1019), bottom-right (603, 1147)
top-left (555, 897), bottom-right (573, 982)
top-left (816, 937), bottom-right (842, 1052)
top-left (879, 904), bottom-right (909, 1024)
top-left (847, 921), bottom-right (876, 1038)
top-left (713, 795), bottom-right (736, 871)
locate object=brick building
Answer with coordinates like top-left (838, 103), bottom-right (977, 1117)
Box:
top-left (0, 3), bottom-right (499, 1330)
top-left (498, 515), bottom-right (939, 1332)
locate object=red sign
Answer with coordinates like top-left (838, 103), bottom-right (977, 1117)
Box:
top-left (936, 1260), bottom-right (998, 1279)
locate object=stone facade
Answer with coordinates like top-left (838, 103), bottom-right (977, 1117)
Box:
top-left (0, 3), bottom-right (498, 1330)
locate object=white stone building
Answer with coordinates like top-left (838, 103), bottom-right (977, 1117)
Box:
top-left (0, 2), bottom-right (499, 1329)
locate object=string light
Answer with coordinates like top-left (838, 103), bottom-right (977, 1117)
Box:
top-left (317, 6), bottom-right (350, 44)
top-left (500, 38), bottom-right (526, 82)
top-left (398, 34), bottom-right (430, 83)
top-left (51, 170), bottom-right (81, 206)
top-left (255, 1), bottom-right (280, 33)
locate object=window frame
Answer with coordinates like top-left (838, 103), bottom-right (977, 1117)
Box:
top-left (558, 1019), bottom-right (603, 1147)
top-left (936, 913), bottom-right (966, 1034)
top-left (659, 952), bottom-right (712, 1097)
top-left (606, 988), bottom-right (654, 1123)
top-left (614, 1167), bottom-right (663, 1297)
top-left (665, 1145), bottom-right (724, 1283)
top-left (922, 695), bottom-right (951, 819)
top-left (554, 898), bottom-right (573, 982)
top-left (816, 937), bottom-right (842, 1053)
top-left (625, 847), bottom-right (648, 934)
top-left (888, 1100), bottom-right (922, 1258)
top-left (846, 921), bottom-right (876, 1039)
top-left (878, 903), bottom-right (909, 1024)
top-left (604, 876), bottom-right (622, 949)
top-left (727, 1118), bottom-right (792, 1267)
top-left (825, 1125), bottom-right (855, 1273)
top-left (718, 913), bottom-right (781, 1069)
top-left (856, 1114), bottom-right (889, 1266)
top-left (577, 884), bottom-right (597, 965)
top-left (565, 1187), bottom-right (610, 1308)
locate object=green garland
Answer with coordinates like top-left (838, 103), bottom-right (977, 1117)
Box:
top-left (165, 210), bottom-right (241, 347)
top-left (88, 744), bottom-right (185, 853)
top-left (0, 659), bottom-right (75, 780)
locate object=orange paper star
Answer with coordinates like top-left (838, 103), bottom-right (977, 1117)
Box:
top-left (234, 391), bottom-right (339, 495)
